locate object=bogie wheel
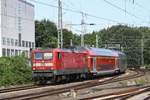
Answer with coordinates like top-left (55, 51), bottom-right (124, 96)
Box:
top-left (39, 80), bottom-right (47, 85)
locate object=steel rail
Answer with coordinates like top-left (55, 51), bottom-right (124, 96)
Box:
top-left (0, 84), bottom-right (43, 93)
top-left (80, 86), bottom-right (150, 100)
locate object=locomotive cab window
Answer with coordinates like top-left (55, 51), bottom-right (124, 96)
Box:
top-left (35, 52), bottom-right (42, 60)
top-left (44, 53), bottom-right (53, 60)
top-left (58, 52), bottom-right (60, 59)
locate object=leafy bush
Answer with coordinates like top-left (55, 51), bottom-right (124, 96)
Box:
top-left (0, 56), bottom-right (32, 86)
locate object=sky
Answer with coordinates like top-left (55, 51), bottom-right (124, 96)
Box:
top-left (27, 0), bottom-right (150, 34)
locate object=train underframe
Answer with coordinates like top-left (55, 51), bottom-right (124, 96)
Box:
top-left (32, 68), bottom-right (123, 85)
top-left (32, 71), bottom-right (92, 84)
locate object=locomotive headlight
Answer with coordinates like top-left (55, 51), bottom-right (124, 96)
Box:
top-left (32, 67), bottom-right (36, 70)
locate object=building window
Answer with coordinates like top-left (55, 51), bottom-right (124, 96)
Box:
top-left (7, 38), bottom-right (10, 46)
top-left (26, 41), bottom-right (28, 47)
top-left (7, 49), bottom-right (10, 57)
top-left (15, 39), bottom-right (18, 46)
top-left (19, 33), bottom-right (21, 47)
top-left (32, 42), bottom-right (35, 48)
top-left (29, 42), bottom-right (31, 48)
top-left (11, 39), bottom-right (14, 46)
top-left (11, 49), bottom-right (14, 56)
top-left (2, 48), bottom-right (6, 56)
top-left (22, 40), bottom-right (25, 47)
top-left (15, 49), bottom-right (18, 56)
top-left (2, 37), bottom-right (6, 45)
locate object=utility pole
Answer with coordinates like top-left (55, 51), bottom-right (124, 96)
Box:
top-left (81, 12), bottom-right (86, 47)
top-left (58, 0), bottom-right (63, 48)
top-left (66, 12), bottom-right (94, 47)
top-left (96, 34), bottom-right (98, 48)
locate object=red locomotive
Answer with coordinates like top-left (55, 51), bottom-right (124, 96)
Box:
top-left (31, 47), bottom-right (127, 84)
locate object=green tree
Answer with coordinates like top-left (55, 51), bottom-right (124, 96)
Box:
top-left (35, 19), bottom-right (57, 48)
top-left (35, 19), bottom-right (77, 48)
top-left (72, 34), bottom-right (80, 46)
top-left (138, 27), bottom-right (150, 65)
top-left (63, 29), bottom-right (73, 48)
top-left (84, 32), bottom-right (97, 47)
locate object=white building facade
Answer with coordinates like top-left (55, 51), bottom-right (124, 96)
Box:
top-left (0, 0), bottom-right (35, 57)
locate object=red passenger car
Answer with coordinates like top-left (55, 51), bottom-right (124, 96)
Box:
top-left (85, 48), bottom-right (120, 75)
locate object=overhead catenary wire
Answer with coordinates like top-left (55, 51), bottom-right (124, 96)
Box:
top-left (102, 0), bottom-right (149, 24)
top-left (130, 1), bottom-right (150, 25)
top-left (28, 0), bottom-right (130, 25)
top-left (134, 2), bottom-right (150, 12)
top-left (2, 0), bottom-right (149, 28)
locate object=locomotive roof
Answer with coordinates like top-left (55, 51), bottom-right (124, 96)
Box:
top-left (32, 48), bottom-right (53, 52)
top-left (87, 47), bottom-right (122, 57)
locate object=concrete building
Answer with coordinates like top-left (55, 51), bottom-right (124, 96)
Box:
top-left (0, 0), bottom-right (35, 57)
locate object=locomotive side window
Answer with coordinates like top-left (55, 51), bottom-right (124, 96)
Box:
top-left (35, 52), bottom-right (42, 60)
top-left (44, 53), bottom-right (53, 60)
top-left (58, 52), bottom-right (60, 59)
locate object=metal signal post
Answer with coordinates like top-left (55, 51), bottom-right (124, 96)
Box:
top-left (81, 12), bottom-right (86, 47)
top-left (58, 0), bottom-right (63, 48)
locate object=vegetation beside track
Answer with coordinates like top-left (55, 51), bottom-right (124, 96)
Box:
top-left (0, 56), bottom-right (32, 86)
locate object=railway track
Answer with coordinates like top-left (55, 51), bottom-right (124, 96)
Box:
top-left (0, 75), bottom-right (116, 94)
top-left (0, 84), bottom-right (43, 94)
top-left (80, 85), bottom-right (150, 100)
top-left (0, 76), bottom-right (117, 100)
top-left (0, 70), bottom-right (145, 100)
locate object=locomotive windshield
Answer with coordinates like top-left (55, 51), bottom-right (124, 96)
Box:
top-left (35, 52), bottom-right (42, 60)
top-left (44, 53), bottom-right (53, 60)
top-left (34, 52), bottom-right (53, 60)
